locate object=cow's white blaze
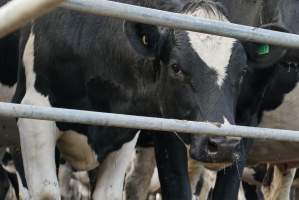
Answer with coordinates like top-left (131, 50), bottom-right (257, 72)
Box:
top-left (260, 83), bottom-right (299, 130)
top-left (186, 8), bottom-right (236, 87)
top-left (93, 132), bottom-right (139, 200)
top-left (18, 32), bottom-right (61, 199)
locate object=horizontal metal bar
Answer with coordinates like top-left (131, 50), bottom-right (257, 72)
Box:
top-left (0, 102), bottom-right (299, 142)
top-left (0, 0), bottom-right (63, 38)
top-left (62, 0), bottom-right (299, 49)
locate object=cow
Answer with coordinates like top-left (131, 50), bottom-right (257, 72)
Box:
top-left (0, 27), bottom-right (84, 197)
top-left (11, 0), bottom-right (252, 199)
top-left (124, 1), bottom-right (264, 200)
top-left (207, 0), bottom-right (299, 199)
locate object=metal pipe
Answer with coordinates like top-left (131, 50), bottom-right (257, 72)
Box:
top-left (0, 0), bottom-right (63, 38)
top-left (62, 0), bottom-right (299, 49)
top-left (1, 102), bottom-right (299, 142)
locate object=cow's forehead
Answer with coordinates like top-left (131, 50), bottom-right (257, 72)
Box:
top-left (185, 4), bottom-right (237, 87)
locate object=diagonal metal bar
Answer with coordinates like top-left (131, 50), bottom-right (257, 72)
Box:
top-left (62, 0), bottom-right (299, 49)
top-left (0, 102), bottom-right (299, 142)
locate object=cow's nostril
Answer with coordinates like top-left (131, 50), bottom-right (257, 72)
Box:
top-left (207, 140), bottom-right (218, 153)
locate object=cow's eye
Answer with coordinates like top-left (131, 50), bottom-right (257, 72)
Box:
top-left (141, 35), bottom-right (148, 46)
top-left (171, 64), bottom-right (181, 74)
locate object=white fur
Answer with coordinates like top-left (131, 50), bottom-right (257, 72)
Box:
top-left (187, 159), bottom-right (216, 200)
top-left (59, 163), bottom-right (73, 200)
top-left (148, 193), bottom-right (162, 200)
top-left (197, 168), bottom-right (216, 200)
top-left (186, 8), bottom-right (236, 87)
top-left (59, 163), bottom-right (90, 200)
top-left (4, 184), bottom-right (17, 200)
top-left (2, 159), bottom-right (30, 200)
top-left (223, 117), bottom-right (231, 125)
top-left (262, 166), bottom-right (296, 200)
top-left (238, 184), bottom-right (246, 200)
top-left (16, 172), bottom-right (30, 200)
top-left (18, 32), bottom-right (61, 199)
top-left (93, 132), bottom-right (140, 200)
top-left (125, 147), bottom-right (156, 200)
top-left (242, 167), bottom-right (262, 186)
top-left (149, 167), bottom-right (160, 194)
top-left (70, 171), bottom-right (90, 198)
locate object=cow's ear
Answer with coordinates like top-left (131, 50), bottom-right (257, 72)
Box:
top-left (243, 42), bottom-right (287, 68)
top-left (243, 24), bottom-right (289, 68)
top-left (124, 21), bottom-right (162, 57)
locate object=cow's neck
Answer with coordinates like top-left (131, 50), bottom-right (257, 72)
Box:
top-left (259, 63), bottom-right (299, 130)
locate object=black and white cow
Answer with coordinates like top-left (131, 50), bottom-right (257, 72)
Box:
top-left (211, 0), bottom-right (299, 199)
top-left (12, 0), bottom-right (251, 199)
top-left (125, 1), bottom-right (260, 200)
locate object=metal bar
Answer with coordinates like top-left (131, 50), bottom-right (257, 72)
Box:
top-left (0, 0), bottom-right (63, 38)
top-left (62, 0), bottom-right (299, 49)
top-left (1, 102), bottom-right (299, 142)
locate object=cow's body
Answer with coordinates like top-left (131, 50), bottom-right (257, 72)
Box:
top-left (13, 0), bottom-right (250, 199)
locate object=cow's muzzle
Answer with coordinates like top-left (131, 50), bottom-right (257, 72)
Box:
top-left (190, 136), bottom-right (241, 164)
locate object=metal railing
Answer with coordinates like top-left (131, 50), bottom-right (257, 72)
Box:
top-left (0, 0), bottom-right (63, 38)
top-left (0, 0), bottom-right (299, 143)
top-left (1, 0), bottom-right (299, 48)
top-left (0, 102), bottom-right (299, 142)
top-left (62, 0), bottom-right (299, 49)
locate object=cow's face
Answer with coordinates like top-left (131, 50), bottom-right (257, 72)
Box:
top-left (124, 1), bottom-right (249, 165)
top-left (172, 2), bottom-right (249, 164)
top-left (157, 28), bottom-right (248, 164)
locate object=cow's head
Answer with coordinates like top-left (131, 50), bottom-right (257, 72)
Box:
top-left (259, 0), bottom-right (299, 60)
top-left (237, 25), bottom-right (297, 128)
top-left (124, 1), bottom-right (249, 166)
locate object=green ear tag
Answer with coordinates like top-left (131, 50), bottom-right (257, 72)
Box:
top-left (257, 44), bottom-right (270, 55)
